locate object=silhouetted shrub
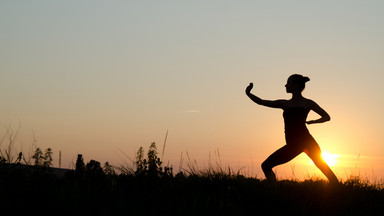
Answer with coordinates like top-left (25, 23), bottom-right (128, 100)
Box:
top-left (146, 142), bottom-right (162, 177)
top-left (86, 159), bottom-right (103, 175)
top-left (135, 146), bottom-right (145, 175)
top-left (32, 147), bottom-right (53, 167)
top-left (0, 156), bottom-right (6, 164)
top-left (134, 142), bottom-right (173, 178)
top-left (103, 162), bottom-right (115, 175)
top-left (43, 148), bottom-right (53, 167)
top-left (32, 147), bottom-right (43, 165)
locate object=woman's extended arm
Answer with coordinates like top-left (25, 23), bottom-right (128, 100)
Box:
top-left (306, 100), bottom-right (331, 124)
top-left (245, 83), bottom-right (286, 109)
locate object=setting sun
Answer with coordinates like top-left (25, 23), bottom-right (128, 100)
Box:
top-left (321, 152), bottom-right (339, 167)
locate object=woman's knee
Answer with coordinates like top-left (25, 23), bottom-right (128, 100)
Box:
top-left (261, 160), bottom-right (272, 171)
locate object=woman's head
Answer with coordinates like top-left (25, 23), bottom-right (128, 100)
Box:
top-left (285, 74), bottom-right (310, 93)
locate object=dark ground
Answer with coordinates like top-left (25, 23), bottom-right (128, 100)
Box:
top-left (1, 164), bottom-right (383, 216)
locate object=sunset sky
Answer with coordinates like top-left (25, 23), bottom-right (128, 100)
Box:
top-left (1, 1), bottom-right (384, 180)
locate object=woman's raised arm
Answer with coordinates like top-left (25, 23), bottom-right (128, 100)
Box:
top-left (245, 83), bottom-right (286, 109)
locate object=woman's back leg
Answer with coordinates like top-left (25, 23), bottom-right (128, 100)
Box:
top-left (262, 145), bottom-right (302, 181)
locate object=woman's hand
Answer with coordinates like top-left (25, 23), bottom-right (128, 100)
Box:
top-left (246, 83), bottom-right (253, 94)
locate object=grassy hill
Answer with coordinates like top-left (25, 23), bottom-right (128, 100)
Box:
top-left (1, 142), bottom-right (383, 215)
top-left (1, 162), bottom-right (383, 216)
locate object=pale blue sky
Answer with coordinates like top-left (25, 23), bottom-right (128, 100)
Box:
top-left (1, 1), bottom-right (384, 179)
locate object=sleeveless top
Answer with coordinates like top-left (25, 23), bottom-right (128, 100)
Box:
top-left (283, 107), bottom-right (311, 143)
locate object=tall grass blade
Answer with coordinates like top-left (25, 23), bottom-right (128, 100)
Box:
top-left (161, 129), bottom-right (168, 159)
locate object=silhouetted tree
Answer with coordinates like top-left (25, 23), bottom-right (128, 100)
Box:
top-left (135, 146), bottom-right (146, 175)
top-left (75, 154), bottom-right (85, 174)
top-left (32, 148), bottom-right (53, 167)
top-left (86, 160), bottom-right (103, 175)
top-left (43, 148), bottom-right (53, 167)
top-left (134, 142), bottom-right (173, 178)
top-left (32, 148), bottom-right (43, 166)
top-left (147, 142), bottom-right (162, 177)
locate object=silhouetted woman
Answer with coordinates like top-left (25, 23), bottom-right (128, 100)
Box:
top-left (246, 74), bottom-right (338, 184)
